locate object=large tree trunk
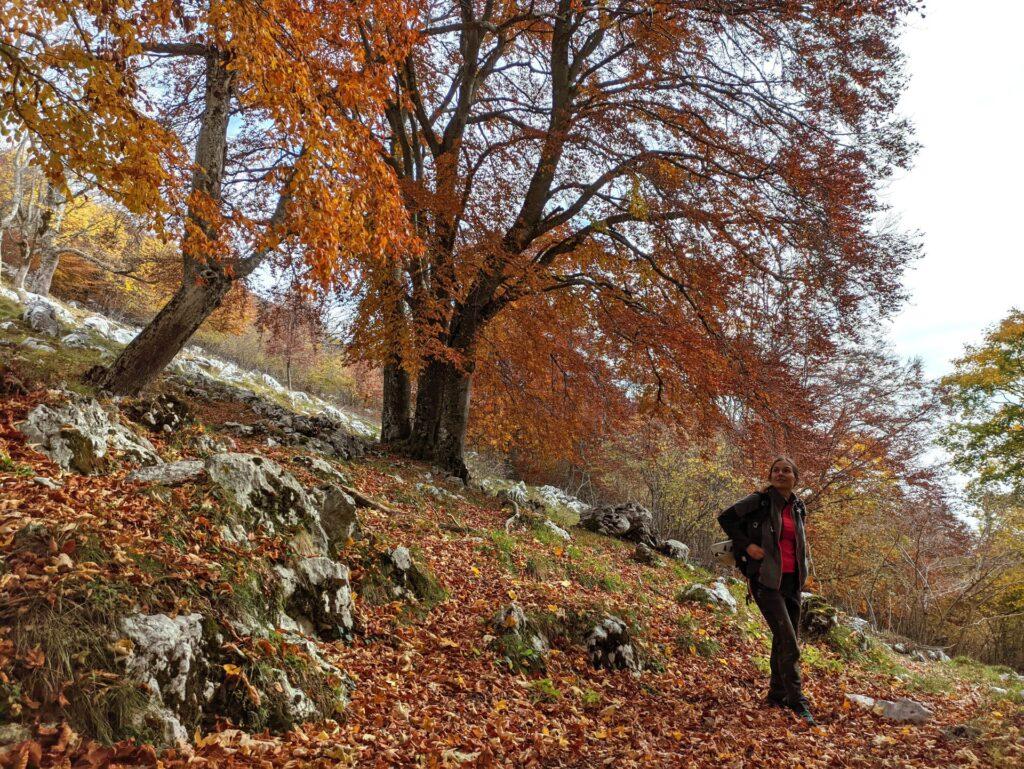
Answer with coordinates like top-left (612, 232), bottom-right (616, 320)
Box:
top-left (433, 361), bottom-right (473, 480)
top-left (381, 360), bottom-right (412, 442)
top-left (84, 51), bottom-right (234, 395)
top-left (85, 276), bottom-right (231, 395)
top-left (408, 358), bottom-right (473, 480)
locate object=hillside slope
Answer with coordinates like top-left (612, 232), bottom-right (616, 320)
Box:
top-left (0, 294), bottom-right (1021, 768)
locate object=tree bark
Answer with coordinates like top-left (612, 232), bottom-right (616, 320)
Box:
top-left (25, 249), bottom-right (59, 295)
top-left (25, 183), bottom-right (68, 296)
top-left (85, 276), bottom-right (232, 394)
top-left (433, 360), bottom-right (473, 480)
top-left (84, 51), bottom-right (234, 395)
top-left (381, 360), bottom-right (412, 442)
top-left (409, 358), bottom-right (446, 457)
top-left (408, 357), bottom-right (474, 479)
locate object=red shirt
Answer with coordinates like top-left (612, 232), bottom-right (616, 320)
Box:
top-left (779, 502), bottom-right (797, 574)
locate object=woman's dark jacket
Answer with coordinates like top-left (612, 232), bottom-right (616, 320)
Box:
top-left (717, 488), bottom-right (808, 591)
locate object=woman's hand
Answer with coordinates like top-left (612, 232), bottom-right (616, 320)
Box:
top-left (746, 544), bottom-right (765, 559)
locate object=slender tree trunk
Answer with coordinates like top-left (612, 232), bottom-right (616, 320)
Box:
top-left (381, 360), bottom-right (412, 442)
top-left (25, 248), bottom-right (60, 295)
top-left (25, 183), bottom-right (68, 296)
top-left (86, 277), bottom-right (232, 394)
top-left (85, 51), bottom-right (234, 395)
top-left (13, 244), bottom-right (30, 299)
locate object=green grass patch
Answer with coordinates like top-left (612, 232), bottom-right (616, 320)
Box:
top-left (0, 448), bottom-right (34, 477)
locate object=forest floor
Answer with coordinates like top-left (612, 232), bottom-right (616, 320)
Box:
top-left (0, 296), bottom-right (1022, 768)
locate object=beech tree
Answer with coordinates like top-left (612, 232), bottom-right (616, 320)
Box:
top-left (4, 0), bottom-right (414, 394)
top-left (349, 0), bottom-right (920, 478)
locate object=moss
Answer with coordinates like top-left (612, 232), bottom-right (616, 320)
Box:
top-left (495, 633), bottom-right (547, 674)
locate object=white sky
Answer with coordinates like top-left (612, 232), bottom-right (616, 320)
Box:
top-left (885, 0), bottom-right (1024, 378)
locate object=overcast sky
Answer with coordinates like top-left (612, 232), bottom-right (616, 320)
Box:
top-left (885, 0), bottom-right (1024, 378)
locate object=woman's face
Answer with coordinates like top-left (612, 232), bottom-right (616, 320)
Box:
top-left (769, 461), bottom-right (797, 494)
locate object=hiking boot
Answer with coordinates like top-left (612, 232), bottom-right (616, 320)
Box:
top-left (765, 694), bottom-right (788, 709)
top-left (792, 704), bottom-right (816, 725)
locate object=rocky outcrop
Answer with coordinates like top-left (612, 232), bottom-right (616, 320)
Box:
top-left (18, 395), bottom-right (161, 474)
top-left (119, 613), bottom-right (207, 747)
top-left (22, 301), bottom-right (63, 337)
top-left (357, 546), bottom-right (444, 607)
top-left (205, 453), bottom-right (329, 553)
top-left (658, 540), bottom-right (689, 560)
top-left (490, 603), bottom-right (550, 673)
top-left (315, 485), bottom-right (361, 554)
top-left (276, 557), bottom-right (355, 641)
top-left (585, 616), bottom-right (637, 671)
top-left (677, 579), bottom-right (738, 614)
top-left (126, 393), bottom-right (192, 434)
top-left (175, 378), bottom-right (371, 459)
top-left (127, 460), bottom-right (206, 486)
top-left (799, 593), bottom-right (839, 637)
top-left (631, 543), bottom-right (659, 566)
top-left (292, 455), bottom-right (350, 485)
top-left (579, 502), bottom-right (657, 546)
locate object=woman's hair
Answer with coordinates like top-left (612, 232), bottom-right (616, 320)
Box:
top-left (768, 456), bottom-right (799, 482)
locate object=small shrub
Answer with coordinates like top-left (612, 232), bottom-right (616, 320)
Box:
top-left (528, 678), bottom-right (561, 703)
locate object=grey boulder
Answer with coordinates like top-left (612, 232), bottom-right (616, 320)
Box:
top-left (18, 395), bottom-right (161, 473)
top-left (585, 616), bottom-right (637, 671)
top-left (579, 501), bottom-right (657, 546)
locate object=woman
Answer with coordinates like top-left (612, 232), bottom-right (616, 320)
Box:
top-left (717, 457), bottom-right (814, 724)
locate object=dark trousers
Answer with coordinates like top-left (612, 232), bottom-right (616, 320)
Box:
top-left (752, 573), bottom-right (805, 706)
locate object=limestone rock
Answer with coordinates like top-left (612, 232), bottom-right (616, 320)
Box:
top-left (542, 519), bottom-right (572, 541)
top-left (20, 337), bottom-right (55, 352)
top-left (316, 485), bottom-right (361, 552)
top-left (127, 393), bottom-right (192, 434)
top-left (631, 542), bottom-right (659, 566)
top-left (292, 454), bottom-right (350, 484)
top-left (658, 539), bottom-right (690, 560)
top-left (677, 580), bottom-right (737, 614)
top-left (119, 613), bottom-right (207, 747)
top-left (22, 301), bottom-right (62, 336)
top-left (585, 616), bottom-right (637, 671)
top-left (60, 330), bottom-right (102, 350)
top-left (799, 593), bottom-right (839, 637)
top-left (357, 546), bottom-right (444, 607)
top-left (276, 557), bottom-right (355, 641)
top-left (127, 460), bottom-right (206, 486)
top-left (205, 453), bottom-right (328, 552)
top-left (18, 395), bottom-right (161, 473)
top-left (186, 432), bottom-right (235, 457)
top-left (579, 501), bottom-right (656, 546)
top-left (845, 693), bottom-right (933, 724)
top-left (491, 602), bottom-right (550, 673)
